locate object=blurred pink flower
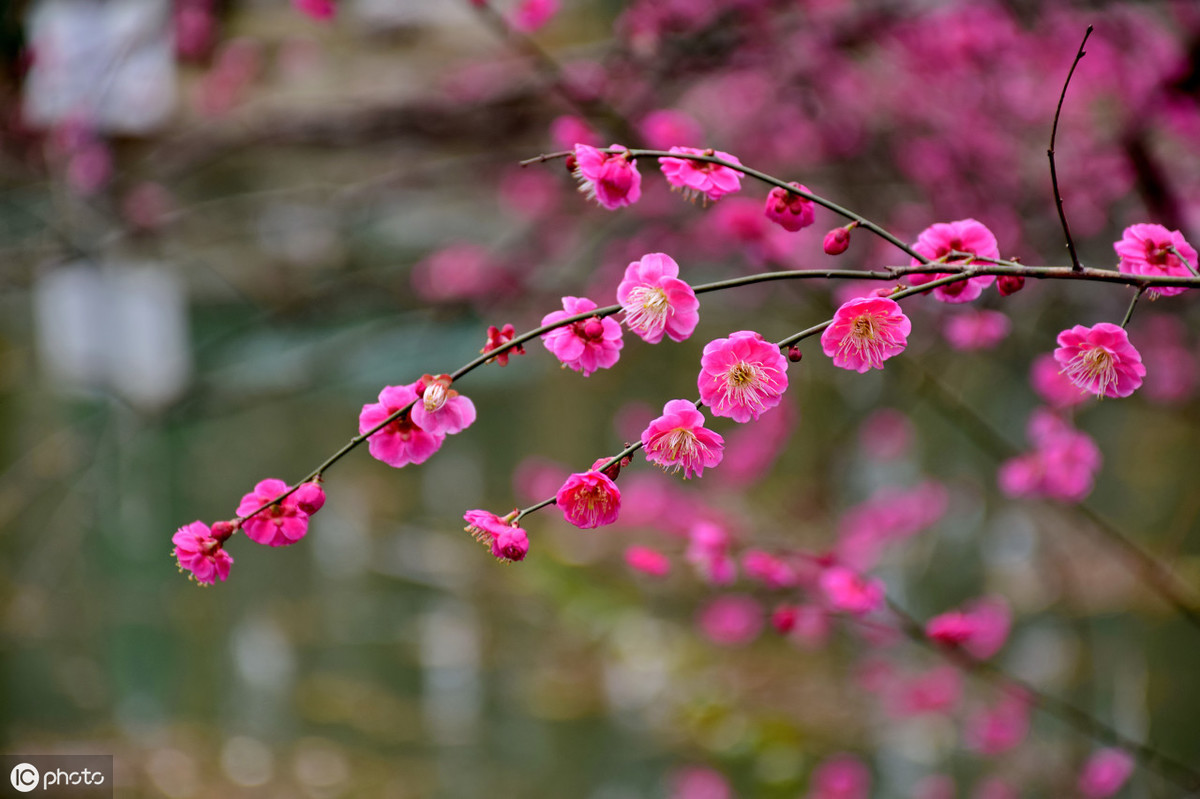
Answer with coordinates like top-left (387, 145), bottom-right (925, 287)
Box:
top-left (926, 596), bottom-right (1010, 659)
top-left (909, 219), bottom-right (1000, 303)
top-left (998, 409), bottom-right (1101, 502)
top-left (821, 296), bottom-right (911, 373)
top-left (697, 594), bottom-right (763, 646)
top-left (509, 0), bottom-right (559, 33)
top-left (668, 765), bottom-right (732, 799)
top-left (556, 467), bottom-right (621, 528)
top-left (642, 399), bottom-right (724, 479)
top-left (1114, 223), bottom-right (1197, 298)
top-left (659, 146), bottom-right (744, 203)
top-left (698, 331), bottom-right (789, 422)
top-left (820, 566), bottom-right (884, 615)
top-left (625, 545), bottom-right (671, 577)
top-left (550, 115), bottom-right (598, 149)
top-left (943, 310), bottom-right (1011, 351)
top-left (1078, 748), bottom-right (1134, 798)
top-left (1054, 323), bottom-right (1145, 399)
top-left (965, 691), bottom-right (1031, 755)
top-left (639, 109), bottom-right (704, 150)
top-left (292, 0), bottom-right (335, 21)
top-left (888, 665), bottom-right (962, 717)
top-left (617, 252), bottom-right (699, 343)
top-left (1029, 353), bottom-right (1089, 408)
top-left (857, 408), bottom-right (913, 461)
top-left (742, 549), bottom-right (796, 589)
top-left (764, 183), bottom-right (816, 232)
top-left (412, 243), bottom-right (503, 304)
top-left (359, 385), bottom-right (445, 469)
top-left (173, 521), bottom-right (233, 584)
top-left (686, 521), bottom-right (737, 585)
top-left (541, 296), bottom-right (624, 376)
top-left (573, 144), bottom-right (642, 210)
top-left (808, 753), bottom-right (871, 799)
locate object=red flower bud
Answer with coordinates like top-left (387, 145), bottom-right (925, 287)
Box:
top-left (823, 226), bottom-right (851, 255)
top-left (997, 275), bottom-right (1025, 296)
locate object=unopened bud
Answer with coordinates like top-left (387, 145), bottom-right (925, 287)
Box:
top-left (787, 346), bottom-right (803, 362)
top-left (564, 154), bottom-right (577, 173)
top-left (211, 520), bottom-right (238, 542)
top-left (997, 274), bottom-right (1025, 296)
top-left (582, 317), bottom-right (605, 339)
top-left (600, 460), bottom-right (622, 481)
top-left (771, 604), bottom-right (799, 634)
top-left (292, 481), bottom-right (326, 515)
top-left (823, 226), bottom-right (851, 255)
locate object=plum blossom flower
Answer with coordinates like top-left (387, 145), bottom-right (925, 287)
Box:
top-left (625, 546), bottom-right (671, 577)
top-left (617, 252), bottom-right (700, 343)
top-left (824, 226), bottom-right (852, 255)
top-left (697, 594), bottom-right (763, 646)
top-left (808, 753), bottom-right (870, 799)
top-left (909, 218), bottom-right (1001, 303)
top-left (359, 385), bottom-right (445, 468)
top-left (1114, 223), bottom-right (1197, 298)
top-left (1054, 322), bottom-right (1145, 399)
top-left (686, 521), bottom-right (736, 585)
top-left (658, 146), bottom-right (743, 203)
top-left (943, 309), bottom-right (1011, 350)
top-left (742, 550), bottom-right (796, 589)
top-left (926, 596), bottom-right (1011, 659)
top-left (764, 183), bottom-right (816, 232)
top-left (821, 296), bottom-right (911, 373)
top-left (641, 399), bottom-right (724, 479)
top-left (509, 0), bottom-right (558, 32)
top-left (819, 566), bottom-right (884, 615)
top-left (698, 331), bottom-right (789, 422)
top-left (556, 464), bottom-right (621, 528)
top-left (639, 109), bottom-right (704, 150)
top-left (463, 509), bottom-right (529, 562)
top-left (293, 0), bottom-right (335, 20)
top-left (236, 478), bottom-right (315, 547)
top-left (573, 144), bottom-right (642, 209)
top-left (541, 296), bottom-right (624, 376)
top-left (668, 766), bottom-right (731, 799)
top-left (965, 691), bottom-right (1031, 755)
top-left (1078, 749), bottom-right (1134, 799)
top-left (481, 323), bottom-right (525, 366)
top-left (410, 374), bottom-right (477, 435)
top-left (998, 409), bottom-right (1101, 502)
top-left (887, 665), bottom-right (963, 718)
top-left (173, 521), bottom-right (234, 584)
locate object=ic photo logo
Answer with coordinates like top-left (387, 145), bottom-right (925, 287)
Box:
top-left (9, 764), bottom-right (38, 793)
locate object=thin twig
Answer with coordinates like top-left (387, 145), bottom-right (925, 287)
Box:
top-left (1120, 286), bottom-right (1146, 328)
top-left (1048, 26), bottom-right (1093, 272)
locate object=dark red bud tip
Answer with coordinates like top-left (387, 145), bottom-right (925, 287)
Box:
top-left (997, 275), bottom-right (1026, 296)
top-left (771, 605), bottom-right (798, 634)
top-left (823, 227), bottom-right (851, 255)
top-left (600, 461), bottom-right (622, 481)
top-left (582, 317), bottom-right (605, 339)
top-left (564, 154), bottom-right (577, 172)
top-left (787, 345), bottom-right (803, 363)
top-left (620, 456), bottom-right (632, 468)
top-left (211, 520), bottom-right (238, 542)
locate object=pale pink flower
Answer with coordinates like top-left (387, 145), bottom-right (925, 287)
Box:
top-left (718, 400), bottom-right (795, 486)
top-left (1055, 322), bottom-right (1145, 399)
top-left (787, 605), bottom-right (833, 649)
top-left (541, 296), bottom-right (624, 376)
top-left (821, 296), bottom-right (911, 373)
top-left (509, 0), bottom-right (558, 32)
top-left (173, 521), bottom-right (233, 584)
top-left (1030, 353), bottom-right (1089, 408)
top-left (658, 146), bottom-right (744, 203)
top-left (625, 546), bottom-right (671, 577)
top-left (1114, 223), bottom-right (1197, 298)
top-left (857, 408), bottom-right (913, 461)
top-left (909, 219), bottom-right (1001, 303)
top-left (999, 410), bottom-right (1102, 503)
top-left (237, 478), bottom-right (312, 547)
top-left (641, 399), bottom-right (724, 479)
top-left (410, 374), bottom-right (477, 435)
top-left (550, 116), bottom-right (597, 149)
top-left (617, 252), bottom-right (700, 343)
top-left (742, 550), bottom-right (796, 589)
top-left (639, 109), bottom-right (704, 150)
top-left (836, 481), bottom-right (949, 571)
top-left (411, 243), bottom-right (502, 304)
top-left (556, 466), bottom-right (621, 528)
top-left (887, 665), bottom-right (963, 717)
top-left (359, 385), bottom-right (445, 468)
top-left (697, 331), bottom-right (789, 422)
top-left (573, 144), bottom-right (642, 210)
top-left (764, 183), bottom-right (816, 233)
top-left (965, 691), bottom-right (1031, 755)
top-left (686, 521), bottom-right (737, 585)
top-left (668, 766), bottom-right (731, 799)
top-left (819, 566), bottom-right (884, 615)
top-left (292, 0), bottom-right (334, 20)
top-left (808, 753), bottom-right (870, 799)
top-left (1078, 749), bottom-right (1134, 798)
top-left (943, 310), bottom-right (1011, 351)
top-left (697, 594), bottom-right (763, 646)
top-left (463, 509), bottom-right (529, 562)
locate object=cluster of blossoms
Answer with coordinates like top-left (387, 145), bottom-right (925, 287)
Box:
top-left (999, 409), bottom-right (1101, 503)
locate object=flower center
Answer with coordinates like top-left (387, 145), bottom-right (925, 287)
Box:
top-left (623, 286), bottom-right (672, 335)
top-left (1062, 346), bottom-right (1117, 395)
top-left (423, 383), bottom-right (448, 413)
top-left (838, 312), bottom-right (892, 366)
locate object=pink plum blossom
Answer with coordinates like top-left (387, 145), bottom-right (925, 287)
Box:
top-left (965, 691), bottom-right (1031, 755)
top-left (292, 0), bottom-right (335, 21)
top-left (686, 521), bottom-right (737, 585)
top-left (742, 550), bottom-right (797, 589)
top-left (481, 323), bottom-right (525, 366)
top-left (697, 594), bottom-right (763, 646)
top-left (1030, 353), bottom-right (1089, 408)
top-left (411, 243), bottom-right (503, 304)
top-left (943, 310), bottom-right (1011, 350)
top-left (835, 481), bottom-right (949, 571)
top-left (463, 509), bottom-right (529, 562)
top-left (821, 296), bottom-right (911, 373)
top-left (509, 0), bottom-right (558, 32)
top-left (410, 374), bottom-right (477, 435)
top-left (807, 753), bottom-right (871, 799)
top-left (999, 409), bottom-right (1102, 503)
top-left (291, 481), bottom-right (326, 515)
top-left (909, 218), bottom-right (1001, 303)
top-left (541, 296), bottom-right (624, 376)
top-left (573, 144), bottom-right (642, 210)
top-left (617, 252), bottom-right (700, 343)
top-left (1078, 749), bottom-right (1134, 798)
top-left (887, 665), bottom-right (963, 717)
top-left (641, 399), bottom-right (724, 479)
top-left (658, 146), bottom-right (744, 203)
top-left (1114, 223), bottom-right (1197, 298)
top-left (1054, 323), bottom-right (1146, 399)
top-left (857, 408), bottom-right (913, 461)
top-left (926, 596), bottom-right (1011, 659)
top-left (668, 766), bottom-right (732, 799)
top-left (556, 465), bottom-right (621, 528)
top-left (550, 116), bottom-right (598, 149)
top-left (625, 546), bottom-right (671, 577)
top-left (173, 521), bottom-right (234, 584)
top-left (819, 566), bottom-right (884, 615)
top-left (697, 331), bottom-right (789, 422)
top-left (236, 478), bottom-right (313, 547)
top-left (824, 226), bottom-right (852, 255)
top-left (764, 183), bottom-right (816, 232)
top-left (359, 385), bottom-right (445, 468)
